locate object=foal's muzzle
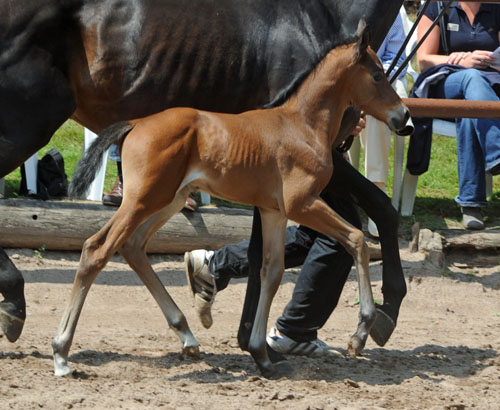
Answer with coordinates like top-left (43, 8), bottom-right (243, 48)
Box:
top-left (390, 105), bottom-right (413, 136)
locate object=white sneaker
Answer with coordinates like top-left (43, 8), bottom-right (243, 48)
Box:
top-left (367, 217), bottom-right (379, 238)
top-left (184, 249), bottom-right (216, 329)
top-left (266, 327), bottom-right (334, 357)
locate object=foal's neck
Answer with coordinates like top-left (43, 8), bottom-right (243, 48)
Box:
top-left (284, 45), bottom-right (356, 145)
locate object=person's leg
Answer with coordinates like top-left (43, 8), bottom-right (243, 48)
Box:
top-left (184, 224), bottom-right (316, 328)
top-left (102, 144), bottom-right (123, 207)
top-left (211, 226), bottom-right (314, 291)
top-left (434, 69), bottom-right (500, 227)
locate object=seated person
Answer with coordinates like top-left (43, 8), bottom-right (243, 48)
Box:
top-left (415, 1), bottom-right (500, 229)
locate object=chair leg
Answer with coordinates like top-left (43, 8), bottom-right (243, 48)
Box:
top-left (24, 153), bottom-right (39, 194)
top-left (486, 173), bottom-right (493, 199)
top-left (199, 192), bottom-right (211, 205)
top-left (348, 136), bottom-right (361, 170)
top-left (400, 169), bottom-right (419, 216)
top-left (392, 135), bottom-right (405, 211)
top-left (84, 129), bottom-right (108, 201)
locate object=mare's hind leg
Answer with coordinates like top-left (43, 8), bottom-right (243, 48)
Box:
top-left (0, 248), bottom-right (26, 342)
top-left (287, 197), bottom-right (376, 357)
top-left (247, 209), bottom-right (291, 378)
top-left (52, 205), bottom-right (156, 376)
top-left (119, 188), bottom-right (199, 358)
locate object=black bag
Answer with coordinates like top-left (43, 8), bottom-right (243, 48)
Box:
top-left (36, 148), bottom-right (68, 199)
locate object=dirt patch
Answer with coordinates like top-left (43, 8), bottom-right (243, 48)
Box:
top-left (1, 243), bottom-right (499, 410)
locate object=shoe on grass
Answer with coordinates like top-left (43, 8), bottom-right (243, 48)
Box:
top-left (184, 249), bottom-right (216, 328)
top-left (461, 207), bottom-right (484, 230)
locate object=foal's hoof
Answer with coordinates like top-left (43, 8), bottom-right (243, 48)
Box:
top-left (182, 344), bottom-right (201, 360)
top-left (369, 308), bottom-right (396, 347)
top-left (267, 344), bottom-right (287, 364)
top-left (260, 360), bottom-right (295, 380)
top-left (0, 302), bottom-right (25, 343)
top-left (347, 335), bottom-right (365, 358)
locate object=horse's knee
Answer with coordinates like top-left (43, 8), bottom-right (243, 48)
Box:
top-left (79, 237), bottom-right (109, 276)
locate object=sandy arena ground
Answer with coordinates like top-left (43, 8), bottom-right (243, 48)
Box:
top-left (1, 243), bottom-right (499, 410)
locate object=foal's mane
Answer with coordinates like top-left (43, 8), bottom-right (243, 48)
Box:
top-left (261, 33), bottom-right (359, 109)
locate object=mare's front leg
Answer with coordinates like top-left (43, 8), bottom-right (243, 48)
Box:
top-left (0, 248), bottom-right (26, 342)
top-left (247, 209), bottom-right (291, 378)
top-left (328, 151), bottom-right (407, 346)
top-left (288, 197), bottom-right (376, 357)
top-left (119, 190), bottom-right (199, 358)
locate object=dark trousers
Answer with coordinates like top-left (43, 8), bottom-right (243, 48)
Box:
top-left (210, 194), bottom-right (361, 342)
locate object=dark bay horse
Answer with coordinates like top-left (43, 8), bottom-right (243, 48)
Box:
top-left (0, 0), bottom-right (407, 351)
top-left (60, 26), bottom-right (409, 377)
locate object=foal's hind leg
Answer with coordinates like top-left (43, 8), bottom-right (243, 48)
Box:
top-left (52, 206), bottom-right (156, 376)
top-left (119, 189), bottom-right (199, 358)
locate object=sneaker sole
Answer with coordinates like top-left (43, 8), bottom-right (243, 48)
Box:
top-left (184, 252), bottom-right (197, 299)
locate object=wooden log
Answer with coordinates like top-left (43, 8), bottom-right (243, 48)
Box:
top-left (0, 198), bottom-right (387, 260)
top-left (440, 229), bottom-right (500, 251)
top-left (0, 198), bottom-right (255, 253)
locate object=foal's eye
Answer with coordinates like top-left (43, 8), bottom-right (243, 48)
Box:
top-left (372, 72), bottom-right (384, 82)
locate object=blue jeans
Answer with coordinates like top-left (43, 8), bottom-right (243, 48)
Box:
top-left (434, 69), bottom-right (500, 206)
top-left (210, 195), bottom-right (360, 342)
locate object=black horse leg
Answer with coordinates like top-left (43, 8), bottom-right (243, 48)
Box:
top-left (329, 151), bottom-right (407, 346)
top-left (237, 208), bottom-right (286, 364)
top-left (0, 248), bottom-right (26, 342)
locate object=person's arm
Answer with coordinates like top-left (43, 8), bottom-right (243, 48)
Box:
top-left (417, 14), bottom-right (494, 71)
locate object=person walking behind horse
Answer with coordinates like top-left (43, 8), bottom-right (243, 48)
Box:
top-left (414, 1), bottom-right (500, 229)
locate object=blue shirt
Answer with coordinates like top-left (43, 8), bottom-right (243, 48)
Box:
top-left (423, 2), bottom-right (500, 54)
top-left (378, 13), bottom-right (407, 79)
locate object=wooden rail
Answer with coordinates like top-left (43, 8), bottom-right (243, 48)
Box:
top-left (403, 98), bottom-right (500, 119)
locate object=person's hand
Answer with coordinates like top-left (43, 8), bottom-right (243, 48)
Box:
top-left (456, 50), bottom-right (494, 69)
top-left (351, 112), bottom-right (366, 137)
top-left (446, 51), bottom-right (471, 65)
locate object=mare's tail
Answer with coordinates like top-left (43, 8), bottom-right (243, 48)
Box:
top-left (69, 121), bottom-right (134, 198)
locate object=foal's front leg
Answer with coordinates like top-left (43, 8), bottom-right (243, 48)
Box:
top-left (288, 197), bottom-right (376, 357)
top-left (247, 208), bottom-right (291, 378)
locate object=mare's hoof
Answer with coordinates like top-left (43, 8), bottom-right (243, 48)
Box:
top-left (347, 335), bottom-right (365, 358)
top-left (182, 344), bottom-right (201, 360)
top-left (0, 303), bottom-right (25, 342)
top-left (369, 308), bottom-right (396, 347)
top-left (260, 360), bottom-right (295, 380)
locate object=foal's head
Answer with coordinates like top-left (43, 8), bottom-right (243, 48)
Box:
top-left (345, 21), bottom-right (410, 136)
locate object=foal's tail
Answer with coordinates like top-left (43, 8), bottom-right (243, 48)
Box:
top-left (69, 121), bottom-right (134, 198)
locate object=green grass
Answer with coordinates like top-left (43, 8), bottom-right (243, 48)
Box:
top-left (2, 120), bottom-right (500, 232)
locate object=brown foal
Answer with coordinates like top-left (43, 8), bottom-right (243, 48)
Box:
top-left (53, 23), bottom-right (409, 377)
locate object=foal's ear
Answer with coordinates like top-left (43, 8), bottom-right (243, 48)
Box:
top-left (355, 19), bottom-right (371, 59)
